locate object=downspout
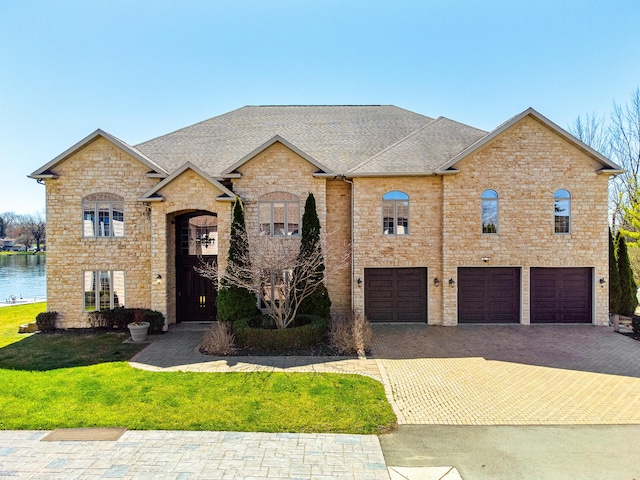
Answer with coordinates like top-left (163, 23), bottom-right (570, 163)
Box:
top-left (340, 175), bottom-right (355, 313)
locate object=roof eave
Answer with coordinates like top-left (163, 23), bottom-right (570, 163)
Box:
top-left (596, 168), bottom-right (626, 175)
top-left (346, 171), bottom-right (439, 178)
top-left (28, 173), bottom-right (59, 180)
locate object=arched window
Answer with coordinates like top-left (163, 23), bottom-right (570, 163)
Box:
top-left (554, 189), bottom-right (571, 234)
top-left (258, 192), bottom-right (300, 236)
top-left (382, 191), bottom-right (409, 235)
top-left (82, 193), bottom-right (124, 237)
top-left (481, 189), bottom-right (498, 234)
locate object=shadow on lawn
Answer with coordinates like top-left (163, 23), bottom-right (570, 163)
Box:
top-left (0, 330), bottom-right (146, 371)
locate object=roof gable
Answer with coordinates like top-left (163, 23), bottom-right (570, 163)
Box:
top-left (220, 135), bottom-right (334, 176)
top-left (435, 108), bottom-right (624, 174)
top-left (139, 162), bottom-right (236, 202)
top-left (29, 129), bottom-right (169, 179)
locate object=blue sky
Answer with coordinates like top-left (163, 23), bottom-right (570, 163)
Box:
top-left (1, 0), bottom-right (639, 215)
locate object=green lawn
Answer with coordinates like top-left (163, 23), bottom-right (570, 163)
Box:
top-left (0, 303), bottom-right (396, 433)
top-left (0, 302), bottom-right (46, 348)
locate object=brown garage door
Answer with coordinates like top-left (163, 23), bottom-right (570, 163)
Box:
top-left (364, 268), bottom-right (427, 322)
top-left (530, 267), bottom-right (592, 323)
top-left (458, 267), bottom-right (521, 323)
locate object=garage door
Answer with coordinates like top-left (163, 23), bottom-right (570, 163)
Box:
top-left (364, 268), bottom-right (427, 323)
top-left (458, 267), bottom-right (521, 323)
top-left (530, 267), bottom-right (592, 323)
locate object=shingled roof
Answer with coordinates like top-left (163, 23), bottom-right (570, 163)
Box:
top-left (135, 105), bottom-right (438, 176)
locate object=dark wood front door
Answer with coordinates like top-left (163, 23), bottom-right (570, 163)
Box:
top-left (458, 267), bottom-right (521, 323)
top-left (530, 267), bottom-right (592, 323)
top-left (176, 213), bottom-right (218, 322)
top-left (364, 267), bottom-right (427, 323)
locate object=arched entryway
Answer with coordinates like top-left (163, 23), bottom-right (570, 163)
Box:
top-left (175, 211), bottom-right (218, 322)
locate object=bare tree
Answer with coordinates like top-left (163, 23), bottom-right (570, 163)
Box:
top-left (16, 212), bottom-right (46, 251)
top-left (0, 211), bottom-right (20, 238)
top-left (570, 88), bottom-right (640, 229)
top-left (196, 231), bottom-right (350, 329)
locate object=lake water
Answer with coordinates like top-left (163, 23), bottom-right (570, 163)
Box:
top-left (0, 255), bottom-right (46, 304)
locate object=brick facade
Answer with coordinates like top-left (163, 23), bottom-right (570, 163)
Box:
top-left (441, 116), bottom-right (609, 325)
top-left (39, 111), bottom-right (613, 328)
top-left (44, 138), bottom-right (156, 328)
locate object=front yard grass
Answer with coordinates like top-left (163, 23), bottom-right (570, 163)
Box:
top-left (0, 304), bottom-right (396, 434)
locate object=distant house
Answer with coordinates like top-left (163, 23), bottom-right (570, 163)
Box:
top-left (0, 239), bottom-right (25, 252)
top-left (30, 105), bottom-right (623, 329)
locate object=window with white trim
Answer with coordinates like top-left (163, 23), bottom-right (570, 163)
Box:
top-left (481, 189), bottom-right (499, 234)
top-left (258, 192), bottom-right (300, 236)
top-left (83, 270), bottom-right (125, 311)
top-left (382, 191), bottom-right (409, 235)
top-left (82, 193), bottom-right (124, 237)
top-left (554, 189), bottom-right (571, 234)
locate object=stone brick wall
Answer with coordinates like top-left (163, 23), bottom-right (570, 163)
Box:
top-left (441, 116), bottom-right (610, 325)
top-left (351, 176), bottom-right (444, 324)
top-left (44, 137), bottom-right (157, 328)
top-left (231, 142), bottom-right (351, 311)
top-left (325, 180), bottom-right (352, 313)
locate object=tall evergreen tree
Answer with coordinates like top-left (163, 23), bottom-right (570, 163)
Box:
top-left (295, 193), bottom-right (331, 318)
top-left (616, 232), bottom-right (638, 316)
top-left (216, 198), bottom-right (258, 322)
top-left (609, 228), bottom-right (622, 314)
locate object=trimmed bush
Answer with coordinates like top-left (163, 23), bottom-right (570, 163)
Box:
top-left (217, 197), bottom-right (257, 322)
top-left (296, 282), bottom-right (331, 319)
top-left (617, 233), bottom-right (638, 316)
top-left (217, 284), bottom-right (259, 322)
top-left (233, 314), bottom-right (328, 351)
top-left (88, 308), bottom-right (164, 332)
top-left (609, 228), bottom-right (622, 313)
top-left (35, 311), bottom-right (58, 332)
top-left (633, 315), bottom-right (640, 334)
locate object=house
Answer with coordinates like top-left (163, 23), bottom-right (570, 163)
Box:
top-left (29, 106), bottom-right (623, 329)
top-left (0, 239), bottom-right (25, 252)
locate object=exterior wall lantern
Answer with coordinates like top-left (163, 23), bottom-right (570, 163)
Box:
top-left (449, 278), bottom-right (455, 287)
top-left (434, 277), bottom-right (440, 287)
top-left (357, 278), bottom-right (362, 288)
top-left (156, 274), bottom-right (162, 285)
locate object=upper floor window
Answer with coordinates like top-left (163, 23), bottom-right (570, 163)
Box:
top-left (83, 270), bottom-right (125, 311)
top-left (383, 191), bottom-right (409, 235)
top-left (481, 189), bottom-right (499, 234)
top-left (83, 193), bottom-right (124, 237)
top-left (258, 192), bottom-right (300, 236)
top-left (554, 189), bottom-right (571, 234)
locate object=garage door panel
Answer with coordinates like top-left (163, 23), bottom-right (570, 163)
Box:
top-left (458, 267), bottom-right (521, 324)
top-left (365, 268), bottom-right (427, 323)
top-left (531, 268), bottom-right (592, 323)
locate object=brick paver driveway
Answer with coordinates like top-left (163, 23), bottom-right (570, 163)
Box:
top-left (371, 324), bottom-right (640, 425)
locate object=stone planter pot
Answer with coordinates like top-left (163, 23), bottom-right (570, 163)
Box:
top-left (127, 321), bottom-right (150, 343)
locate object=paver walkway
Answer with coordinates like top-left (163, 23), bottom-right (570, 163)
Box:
top-left (0, 430), bottom-right (390, 479)
top-left (371, 324), bottom-right (640, 425)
